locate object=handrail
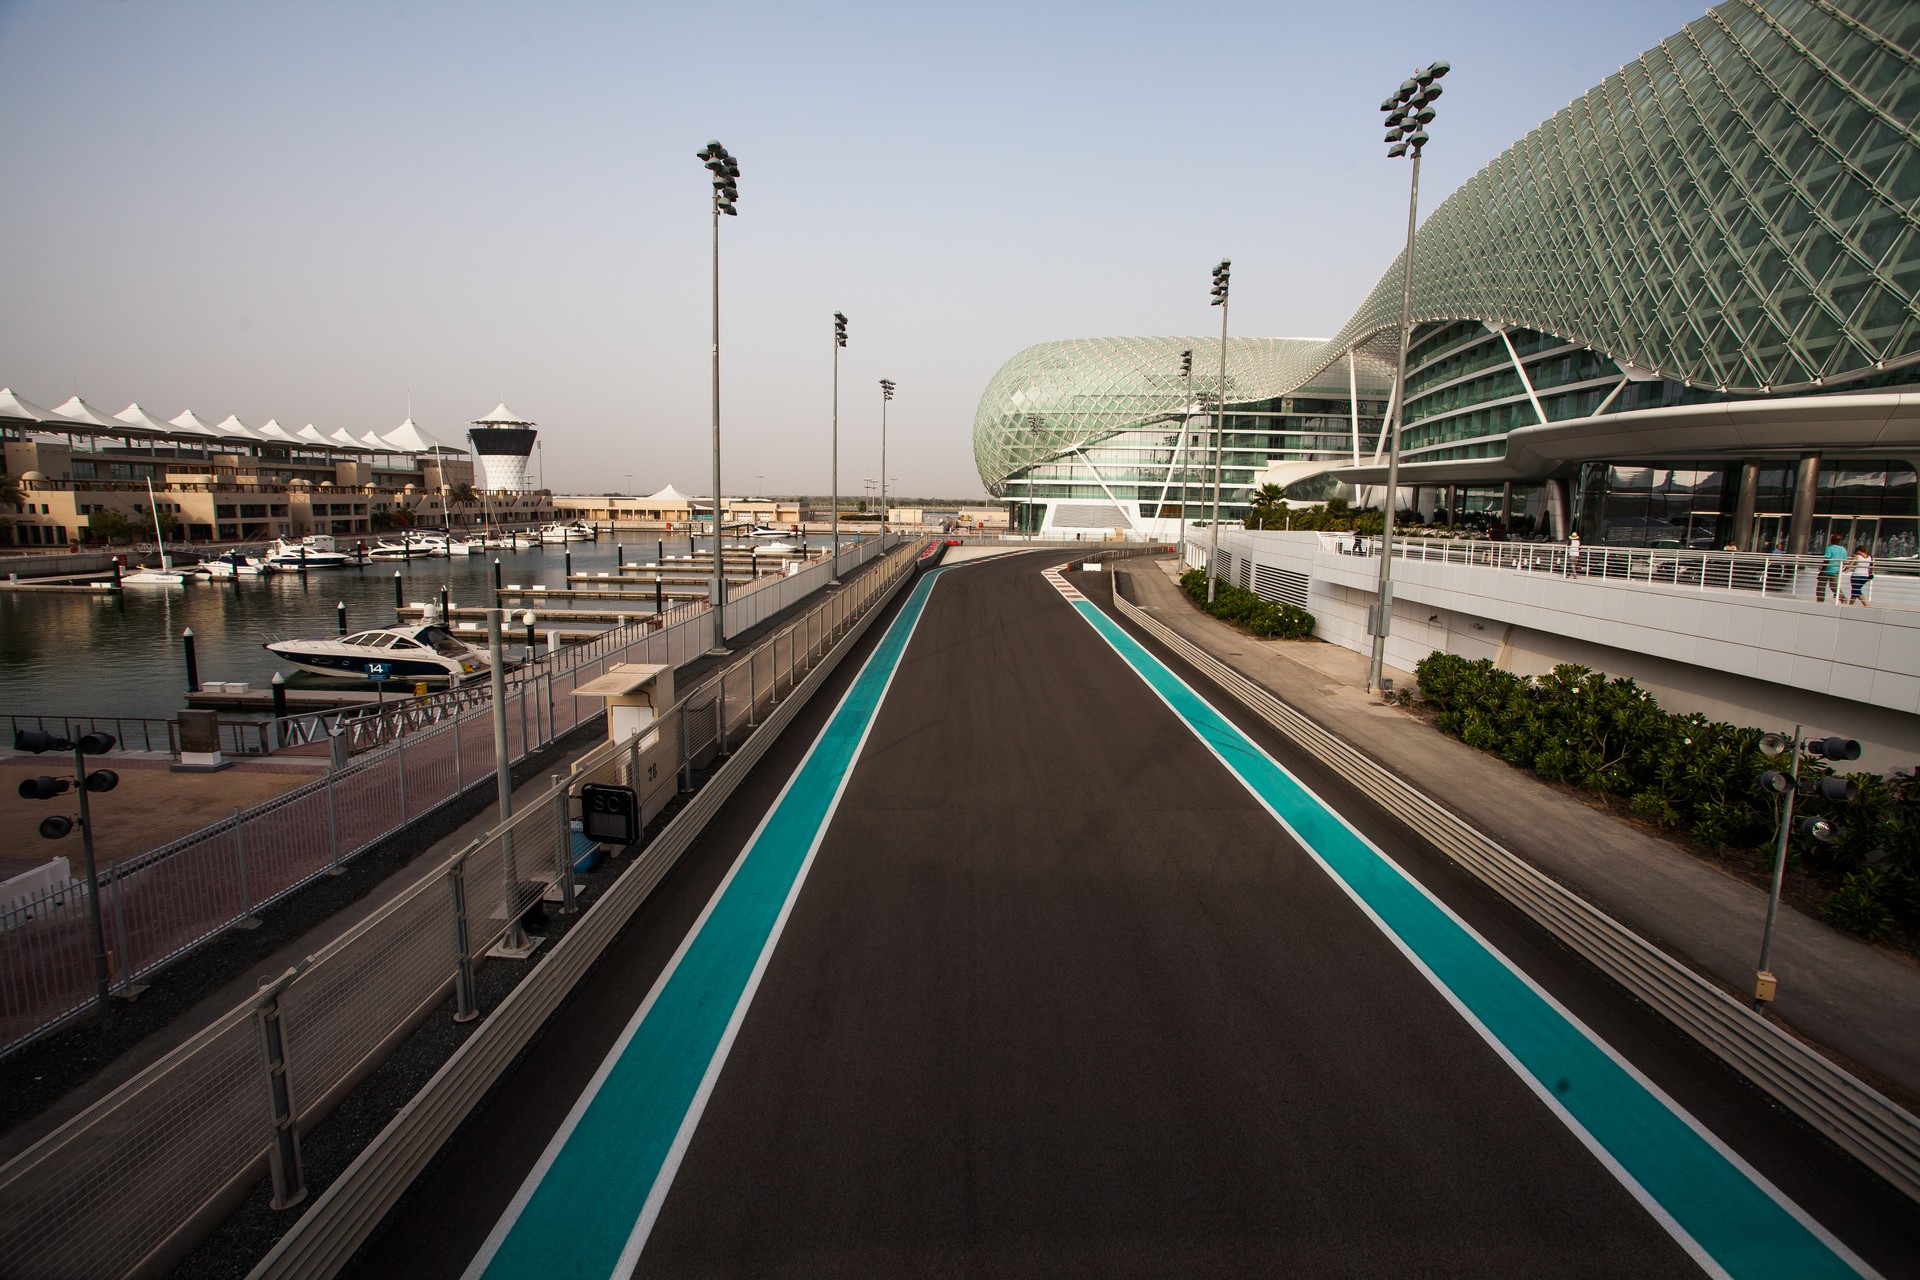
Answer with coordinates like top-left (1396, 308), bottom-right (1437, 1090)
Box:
top-left (1107, 581), bottom-right (1920, 1204)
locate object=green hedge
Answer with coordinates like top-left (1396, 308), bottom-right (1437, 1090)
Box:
top-left (1414, 652), bottom-right (1920, 940)
top-left (1180, 569), bottom-right (1315, 640)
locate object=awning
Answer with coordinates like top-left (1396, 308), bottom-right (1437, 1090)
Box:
top-left (0, 387), bottom-right (58, 424)
top-left (382, 415), bottom-right (449, 452)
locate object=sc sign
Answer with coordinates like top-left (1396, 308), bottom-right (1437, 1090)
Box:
top-left (580, 783), bottom-right (640, 845)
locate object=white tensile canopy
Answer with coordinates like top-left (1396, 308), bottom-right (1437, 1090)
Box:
top-left (254, 419), bottom-right (299, 444)
top-left (115, 403), bottom-right (182, 439)
top-left (358, 430), bottom-right (391, 451)
top-left (211, 415), bottom-right (261, 442)
top-left (168, 409), bottom-right (225, 441)
top-left (471, 402), bottom-right (535, 426)
top-left (295, 423), bottom-right (331, 447)
top-left (645, 483), bottom-right (692, 504)
top-left (382, 415), bottom-right (448, 452)
top-left (327, 426), bottom-right (361, 448)
top-left (0, 387), bottom-right (58, 424)
top-left (50, 396), bottom-right (125, 430)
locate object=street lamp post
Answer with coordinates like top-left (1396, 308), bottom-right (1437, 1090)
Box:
top-left (1754, 729), bottom-right (1860, 1005)
top-left (697, 139), bottom-right (740, 654)
top-left (1175, 348), bottom-right (1194, 562)
top-left (831, 311), bottom-right (847, 583)
top-left (15, 728), bottom-right (119, 1030)
top-left (1368, 60), bottom-right (1449, 695)
top-left (1206, 260), bottom-right (1230, 605)
top-left (879, 379), bottom-right (895, 527)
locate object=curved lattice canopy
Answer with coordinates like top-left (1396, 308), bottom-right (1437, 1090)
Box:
top-left (1315, 0), bottom-right (1920, 395)
top-left (972, 337), bottom-right (1393, 493)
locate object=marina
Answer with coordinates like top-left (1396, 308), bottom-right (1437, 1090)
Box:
top-left (0, 534), bottom-right (831, 724)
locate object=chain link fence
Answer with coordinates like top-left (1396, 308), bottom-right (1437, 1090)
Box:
top-left (0, 537), bottom-right (900, 1058)
top-left (0, 536), bottom-right (923, 1279)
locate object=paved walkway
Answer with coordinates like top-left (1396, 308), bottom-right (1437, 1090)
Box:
top-left (1126, 555), bottom-right (1920, 1106)
top-left (0, 756), bottom-right (325, 881)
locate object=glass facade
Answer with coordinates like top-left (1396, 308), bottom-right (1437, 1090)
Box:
top-left (1575, 459), bottom-right (1918, 555)
top-left (973, 1), bottom-right (1920, 534)
top-left (973, 337), bottom-right (1392, 530)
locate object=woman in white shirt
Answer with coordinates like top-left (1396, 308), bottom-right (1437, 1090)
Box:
top-left (1849, 546), bottom-right (1873, 605)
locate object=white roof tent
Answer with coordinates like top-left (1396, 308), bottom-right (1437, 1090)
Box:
top-left (0, 387), bottom-right (58, 425)
top-left (4, 384), bottom-right (472, 456)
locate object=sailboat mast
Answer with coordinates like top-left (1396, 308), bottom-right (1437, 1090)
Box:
top-left (146, 477), bottom-right (170, 570)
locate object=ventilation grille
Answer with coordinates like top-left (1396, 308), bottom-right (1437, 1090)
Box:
top-left (1252, 563), bottom-right (1310, 609)
top-left (1051, 503), bottom-right (1126, 529)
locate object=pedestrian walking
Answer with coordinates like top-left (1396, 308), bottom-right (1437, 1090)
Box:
top-left (1565, 531), bottom-right (1581, 576)
top-left (1850, 545), bottom-right (1873, 605)
top-left (1817, 533), bottom-right (1847, 602)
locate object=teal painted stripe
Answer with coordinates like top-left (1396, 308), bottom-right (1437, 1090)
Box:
top-left (470, 569), bottom-right (944, 1280)
top-left (1069, 596), bottom-right (1871, 1280)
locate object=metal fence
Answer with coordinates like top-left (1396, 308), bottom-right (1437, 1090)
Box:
top-left (0, 536), bottom-right (899, 1058)
top-left (1326, 533), bottom-right (1919, 607)
top-left (3, 712), bottom-right (272, 757)
top-left (0, 536), bottom-right (925, 1280)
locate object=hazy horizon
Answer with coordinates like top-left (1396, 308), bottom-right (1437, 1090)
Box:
top-left (0, 0), bottom-right (1710, 498)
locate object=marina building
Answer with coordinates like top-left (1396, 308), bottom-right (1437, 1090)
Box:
top-left (973, 0), bottom-right (1920, 554)
top-left (0, 392), bottom-right (555, 546)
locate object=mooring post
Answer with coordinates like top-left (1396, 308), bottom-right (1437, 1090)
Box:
top-left (183, 627), bottom-right (200, 694)
top-left (336, 601), bottom-right (347, 636)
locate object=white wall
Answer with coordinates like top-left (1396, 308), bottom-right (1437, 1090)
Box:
top-left (1191, 529), bottom-right (1920, 773)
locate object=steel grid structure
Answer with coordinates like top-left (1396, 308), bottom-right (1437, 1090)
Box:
top-left (973, 0), bottom-right (1920, 509)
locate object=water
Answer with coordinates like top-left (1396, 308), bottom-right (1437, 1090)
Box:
top-left (0, 536), bottom-right (818, 722)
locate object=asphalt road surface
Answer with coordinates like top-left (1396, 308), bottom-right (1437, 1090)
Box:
top-left (352, 550), bottom-right (1918, 1279)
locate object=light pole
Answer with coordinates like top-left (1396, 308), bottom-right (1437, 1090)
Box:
top-left (15, 729), bottom-right (119, 1029)
top-left (879, 379), bottom-right (895, 527)
top-left (831, 311), bottom-right (847, 583)
top-left (1754, 729), bottom-right (1860, 1005)
top-left (1206, 260), bottom-right (1230, 605)
top-left (1175, 348), bottom-right (1194, 561)
top-left (1368, 59), bottom-right (1448, 695)
top-left (697, 139), bottom-right (740, 654)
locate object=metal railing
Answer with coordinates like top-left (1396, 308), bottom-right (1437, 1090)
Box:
top-left (2, 712), bottom-right (273, 757)
top-left (0, 537), bottom-right (903, 1059)
top-left (1108, 581), bottom-right (1920, 1207)
top-left (0, 536), bottom-right (926, 1280)
top-left (1325, 533), bottom-right (1919, 607)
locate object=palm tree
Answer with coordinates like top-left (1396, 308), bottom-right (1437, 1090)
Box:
top-left (1245, 482), bottom-right (1287, 530)
top-left (0, 471), bottom-right (20, 514)
top-left (445, 481), bottom-right (478, 529)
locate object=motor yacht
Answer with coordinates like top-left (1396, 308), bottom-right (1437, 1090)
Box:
top-left (538, 521), bottom-right (597, 544)
top-left (368, 533), bottom-right (442, 560)
top-left (265, 535), bottom-right (364, 569)
top-left (197, 551), bottom-right (276, 578)
top-left (264, 624), bottom-right (490, 681)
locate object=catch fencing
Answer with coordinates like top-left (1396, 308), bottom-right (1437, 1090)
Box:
top-left (0, 536), bottom-right (925, 1280)
top-left (0, 536), bottom-right (897, 1058)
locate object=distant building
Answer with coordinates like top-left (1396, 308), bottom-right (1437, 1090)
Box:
top-left (0, 395), bottom-right (553, 546)
top-left (974, 0), bottom-right (1919, 553)
top-left (467, 403), bottom-right (540, 493)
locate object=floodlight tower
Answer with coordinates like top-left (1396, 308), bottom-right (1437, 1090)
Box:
top-left (1367, 60), bottom-right (1449, 694)
top-left (697, 139), bottom-right (740, 653)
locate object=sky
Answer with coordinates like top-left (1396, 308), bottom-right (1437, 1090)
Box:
top-left (0, 0), bottom-right (1712, 500)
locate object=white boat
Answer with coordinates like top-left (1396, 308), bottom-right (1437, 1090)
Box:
top-left (121, 480), bottom-right (187, 587)
top-left (197, 551), bottom-right (276, 578)
top-left (538, 521), bottom-right (597, 544)
top-left (747, 524), bottom-right (798, 539)
top-left (412, 530), bottom-right (483, 556)
top-left (477, 530), bottom-right (533, 551)
top-left (265, 535), bottom-right (364, 569)
top-left (264, 623), bottom-right (491, 681)
top-left (754, 540), bottom-right (804, 554)
top-left (368, 533), bottom-right (441, 560)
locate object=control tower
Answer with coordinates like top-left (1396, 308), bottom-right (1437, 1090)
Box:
top-left (467, 403), bottom-right (538, 491)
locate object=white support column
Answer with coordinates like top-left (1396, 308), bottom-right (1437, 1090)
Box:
top-left (1493, 323), bottom-right (1549, 425)
top-left (1347, 350), bottom-right (1361, 466)
top-left (1592, 374), bottom-right (1631, 417)
top-left (1371, 375), bottom-right (1399, 463)
top-left (1073, 446), bottom-right (1142, 535)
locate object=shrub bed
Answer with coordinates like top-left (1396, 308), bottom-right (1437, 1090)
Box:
top-left (1180, 569), bottom-right (1315, 640)
top-left (1414, 652), bottom-right (1920, 942)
